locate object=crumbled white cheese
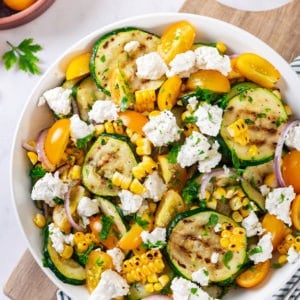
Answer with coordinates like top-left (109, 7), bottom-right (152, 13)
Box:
top-left (77, 196), bottom-right (99, 217)
top-left (214, 223), bottom-right (222, 233)
top-left (124, 40), bottom-right (140, 53)
top-left (38, 87), bottom-right (72, 116)
top-left (187, 96), bottom-right (199, 112)
top-left (118, 190), bottom-right (143, 215)
top-left (142, 110), bottom-right (181, 147)
top-left (136, 52), bottom-right (168, 80)
top-left (171, 277), bottom-right (217, 300)
top-left (194, 103), bottom-right (223, 137)
top-left (167, 50), bottom-right (197, 78)
top-left (88, 100), bottom-right (119, 124)
top-left (197, 140), bottom-right (222, 173)
top-left (242, 211), bottom-right (264, 237)
top-left (265, 186), bottom-right (295, 226)
top-left (107, 247), bottom-right (125, 272)
top-left (192, 267), bottom-right (209, 286)
top-left (194, 46), bottom-right (231, 76)
top-left (211, 252), bottom-right (219, 264)
top-left (48, 223), bottom-right (74, 254)
top-left (141, 227), bottom-right (166, 249)
top-left (89, 269), bottom-right (129, 300)
top-left (249, 233), bottom-right (273, 264)
top-left (287, 246), bottom-right (300, 264)
top-left (285, 124), bottom-right (300, 150)
top-left (70, 114), bottom-right (94, 140)
top-left (259, 184), bottom-right (271, 197)
top-left (143, 171), bottom-right (167, 202)
top-left (31, 172), bottom-right (68, 207)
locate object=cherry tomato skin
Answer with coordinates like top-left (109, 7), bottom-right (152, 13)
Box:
top-left (282, 150), bottom-right (300, 193)
top-left (118, 110), bottom-right (149, 136)
top-left (291, 194), bottom-right (300, 230)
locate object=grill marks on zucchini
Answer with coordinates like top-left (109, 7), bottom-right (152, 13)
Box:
top-left (221, 88), bottom-right (287, 165)
top-left (167, 210), bottom-right (247, 284)
top-left (90, 28), bottom-right (163, 95)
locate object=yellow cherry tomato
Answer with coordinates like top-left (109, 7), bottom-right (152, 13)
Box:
top-left (118, 110), bottom-right (149, 136)
top-left (85, 249), bottom-right (113, 293)
top-left (157, 76), bottom-right (182, 110)
top-left (3, 0), bottom-right (36, 11)
top-left (261, 213), bottom-right (289, 248)
top-left (236, 260), bottom-right (271, 288)
top-left (44, 118), bottom-right (70, 167)
top-left (158, 20), bottom-right (196, 63)
top-left (291, 194), bottom-right (300, 230)
top-left (65, 52), bottom-right (91, 81)
top-left (235, 53), bottom-right (280, 88)
top-left (282, 150), bottom-right (300, 193)
top-left (186, 70), bottom-right (231, 93)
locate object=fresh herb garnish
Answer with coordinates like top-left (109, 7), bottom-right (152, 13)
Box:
top-left (99, 215), bottom-right (113, 240)
top-left (29, 165), bottom-right (46, 181)
top-left (135, 215), bottom-right (150, 229)
top-left (2, 38), bottom-right (42, 75)
top-left (142, 239), bottom-right (166, 249)
top-left (167, 143), bottom-right (181, 164)
top-left (223, 251), bottom-right (233, 269)
top-left (182, 179), bottom-right (200, 204)
top-left (248, 245), bottom-right (263, 256)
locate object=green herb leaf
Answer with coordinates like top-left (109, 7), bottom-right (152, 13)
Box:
top-left (142, 240), bottom-right (166, 249)
top-left (248, 246), bottom-right (263, 256)
top-left (182, 179), bottom-right (200, 204)
top-left (29, 165), bottom-right (46, 181)
top-left (167, 143), bottom-right (181, 164)
top-left (2, 38), bottom-right (42, 75)
top-left (135, 215), bottom-right (149, 229)
top-left (223, 251), bottom-right (233, 269)
top-left (207, 214), bottom-right (219, 226)
top-left (99, 215), bottom-right (113, 240)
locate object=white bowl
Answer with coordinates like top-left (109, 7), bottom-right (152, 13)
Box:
top-left (10, 12), bottom-right (300, 300)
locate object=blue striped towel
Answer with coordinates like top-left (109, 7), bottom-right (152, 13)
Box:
top-left (56, 57), bottom-right (300, 300)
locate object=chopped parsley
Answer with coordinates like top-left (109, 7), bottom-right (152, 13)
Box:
top-left (223, 251), bottom-right (233, 269)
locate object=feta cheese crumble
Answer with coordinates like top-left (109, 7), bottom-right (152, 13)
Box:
top-left (287, 246), bottom-right (300, 264)
top-left (48, 223), bottom-right (74, 254)
top-left (70, 114), bottom-right (94, 140)
top-left (118, 189), bottom-right (143, 215)
top-left (142, 110), bottom-right (181, 147)
top-left (31, 172), bottom-right (68, 207)
top-left (107, 247), bottom-right (125, 272)
top-left (192, 267), bottom-right (209, 286)
top-left (285, 123), bottom-right (300, 150)
top-left (143, 171), bottom-right (167, 202)
top-left (265, 186), bottom-right (295, 226)
top-left (249, 233), bottom-right (273, 264)
top-left (171, 277), bottom-right (217, 300)
top-left (124, 40), bottom-right (140, 53)
top-left (194, 46), bottom-right (231, 76)
top-left (211, 252), bottom-right (219, 264)
top-left (90, 269), bottom-right (129, 300)
top-left (136, 52), bottom-right (168, 80)
top-left (242, 211), bottom-right (264, 237)
top-left (194, 103), bottom-right (223, 137)
top-left (167, 50), bottom-right (197, 78)
top-left (38, 87), bottom-right (72, 116)
top-left (88, 100), bottom-right (119, 124)
top-left (77, 196), bottom-right (99, 217)
top-left (141, 227), bottom-right (166, 249)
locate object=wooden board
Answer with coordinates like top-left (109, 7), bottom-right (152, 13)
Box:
top-left (3, 0), bottom-right (299, 299)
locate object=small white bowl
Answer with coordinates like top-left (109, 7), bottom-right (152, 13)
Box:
top-left (10, 12), bottom-right (300, 300)
top-left (0, 0), bottom-right (55, 30)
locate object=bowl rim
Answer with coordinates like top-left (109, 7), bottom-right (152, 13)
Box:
top-left (0, 0), bottom-right (55, 29)
top-left (9, 12), bottom-right (300, 300)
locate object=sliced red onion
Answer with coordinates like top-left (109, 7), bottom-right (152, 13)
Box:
top-left (22, 141), bottom-right (36, 152)
top-left (142, 296), bottom-right (173, 300)
top-left (64, 184), bottom-right (85, 232)
top-left (274, 120), bottom-right (300, 187)
top-left (36, 128), bottom-right (56, 171)
top-left (200, 167), bottom-right (236, 199)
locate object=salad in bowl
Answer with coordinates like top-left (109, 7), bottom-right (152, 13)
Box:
top-left (12, 13), bottom-right (300, 300)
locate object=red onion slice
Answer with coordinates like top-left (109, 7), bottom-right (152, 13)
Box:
top-left (64, 184), bottom-right (85, 232)
top-left (36, 128), bottom-right (56, 171)
top-left (22, 141), bottom-right (36, 152)
top-left (200, 167), bottom-right (236, 199)
top-left (274, 120), bottom-right (300, 187)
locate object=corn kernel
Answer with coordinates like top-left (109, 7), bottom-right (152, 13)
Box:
top-left (60, 244), bottom-right (73, 259)
top-left (206, 197), bottom-right (217, 210)
top-left (278, 254), bottom-right (288, 265)
top-left (216, 41), bottom-right (227, 53)
top-left (76, 241), bottom-right (89, 252)
top-left (27, 151), bottom-right (38, 165)
top-left (33, 213), bottom-right (46, 228)
top-left (153, 282), bottom-right (163, 291)
top-left (284, 105), bottom-right (292, 116)
top-left (229, 196), bottom-right (243, 211)
top-left (232, 211), bottom-right (243, 223)
top-left (221, 230), bottom-right (232, 238)
top-left (148, 110), bottom-right (161, 118)
top-left (69, 165), bottom-right (82, 180)
top-left (84, 233), bottom-right (95, 245)
top-left (74, 232), bottom-right (85, 245)
top-left (285, 234), bottom-right (295, 245)
top-left (213, 187), bottom-right (226, 200)
top-left (158, 274), bottom-right (170, 286)
top-left (181, 110), bottom-right (192, 121)
top-left (264, 173), bottom-right (276, 188)
top-left (94, 124), bottom-right (105, 136)
top-left (113, 121), bottom-right (124, 135)
top-left (220, 237), bottom-right (230, 248)
top-left (104, 121), bottom-right (115, 134)
top-left (147, 274), bottom-right (158, 283)
top-left (145, 283), bottom-right (154, 293)
top-left (227, 118), bottom-right (250, 146)
top-left (129, 178), bottom-right (147, 194)
top-left (233, 227), bottom-right (246, 236)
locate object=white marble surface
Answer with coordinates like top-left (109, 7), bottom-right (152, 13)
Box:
top-left (0, 0), bottom-right (184, 298)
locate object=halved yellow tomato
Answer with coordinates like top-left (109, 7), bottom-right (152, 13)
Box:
top-left (85, 249), bottom-right (113, 293)
top-left (186, 70), bottom-right (231, 93)
top-left (118, 110), bottom-right (149, 136)
top-left (158, 20), bottom-right (196, 63)
top-left (3, 0), bottom-right (36, 11)
top-left (236, 260), bottom-right (271, 288)
top-left (291, 194), bottom-right (300, 230)
top-left (282, 150), bottom-right (300, 193)
top-left (235, 53), bottom-right (280, 88)
top-left (45, 118), bottom-right (70, 166)
top-left (65, 52), bottom-right (91, 80)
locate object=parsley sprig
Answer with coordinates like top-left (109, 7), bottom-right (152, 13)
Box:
top-left (2, 38), bottom-right (42, 75)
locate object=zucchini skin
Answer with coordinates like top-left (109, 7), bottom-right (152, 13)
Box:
top-left (43, 225), bottom-right (86, 285)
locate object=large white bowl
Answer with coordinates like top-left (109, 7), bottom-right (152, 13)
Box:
top-left (10, 12), bottom-right (300, 300)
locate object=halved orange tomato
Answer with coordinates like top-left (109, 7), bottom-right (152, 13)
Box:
top-left (235, 53), bottom-right (280, 88)
top-left (282, 150), bottom-right (300, 193)
top-left (158, 20), bottom-right (196, 63)
top-left (291, 194), bottom-right (300, 230)
top-left (118, 110), bottom-right (149, 136)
